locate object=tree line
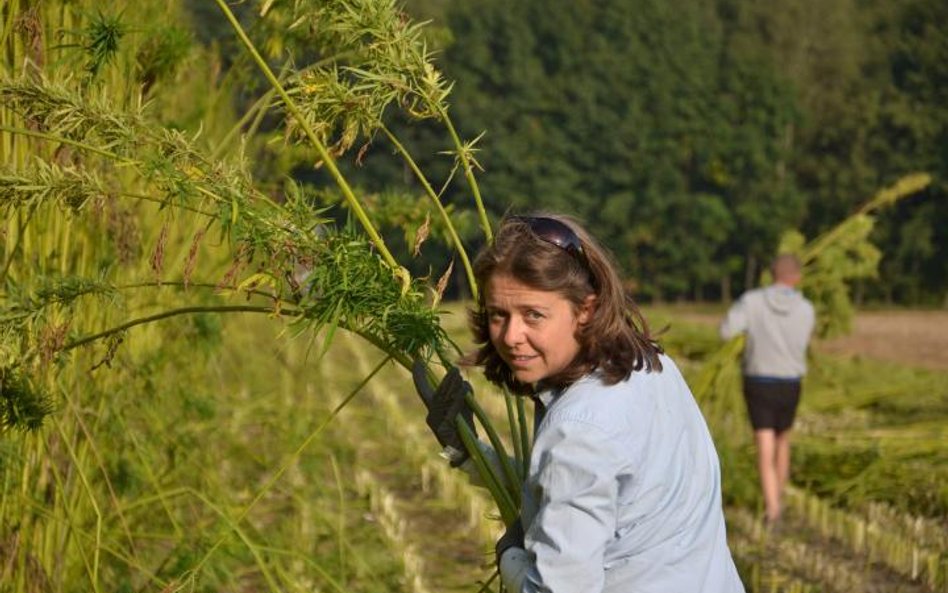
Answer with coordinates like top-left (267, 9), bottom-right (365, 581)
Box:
top-left (375, 0), bottom-right (945, 304)
top-left (188, 0), bottom-right (947, 305)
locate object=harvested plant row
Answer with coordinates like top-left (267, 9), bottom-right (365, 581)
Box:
top-left (783, 487), bottom-right (947, 591)
top-left (320, 334), bottom-right (497, 592)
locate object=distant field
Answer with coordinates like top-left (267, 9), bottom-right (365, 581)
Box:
top-left (661, 307), bottom-right (948, 371)
top-left (818, 310), bottom-right (948, 371)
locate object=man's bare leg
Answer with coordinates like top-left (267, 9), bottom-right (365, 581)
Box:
top-left (775, 428), bottom-right (792, 513)
top-left (754, 429), bottom-right (780, 523)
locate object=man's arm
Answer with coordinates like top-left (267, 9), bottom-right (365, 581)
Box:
top-left (719, 297), bottom-right (748, 340)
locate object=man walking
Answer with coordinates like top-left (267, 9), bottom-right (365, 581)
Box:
top-left (720, 254), bottom-right (815, 526)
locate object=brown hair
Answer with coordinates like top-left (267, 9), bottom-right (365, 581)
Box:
top-left (464, 214), bottom-right (662, 395)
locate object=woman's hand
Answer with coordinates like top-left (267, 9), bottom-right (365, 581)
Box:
top-left (411, 360), bottom-right (476, 466)
top-left (495, 518), bottom-right (525, 565)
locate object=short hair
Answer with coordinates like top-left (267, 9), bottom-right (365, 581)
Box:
top-left (463, 214), bottom-right (662, 394)
top-left (771, 253), bottom-right (802, 282)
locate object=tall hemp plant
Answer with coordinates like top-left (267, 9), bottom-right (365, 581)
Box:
top-left (1, 0), bottom-right (525, 591)
top-left (0, 3), bottom-right (295, 592)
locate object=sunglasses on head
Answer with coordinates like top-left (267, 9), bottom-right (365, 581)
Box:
top-left (510, 216), bottom-right (592, 276)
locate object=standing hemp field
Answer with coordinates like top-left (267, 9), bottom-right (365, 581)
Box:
top-left (1, 1), bottom-right (525, 591)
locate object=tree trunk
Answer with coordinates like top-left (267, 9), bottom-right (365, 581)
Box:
top-left (744, 253), bottom-right (758, 292)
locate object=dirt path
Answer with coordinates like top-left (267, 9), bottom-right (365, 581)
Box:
top-left (328, 335), bottom-right (494, 593)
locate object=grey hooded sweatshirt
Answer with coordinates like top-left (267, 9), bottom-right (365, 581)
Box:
top-left (719, 284), bottom-right (815, 379)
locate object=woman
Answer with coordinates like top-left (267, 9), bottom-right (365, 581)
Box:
top-left (416, 214), bottom-right (745, 593)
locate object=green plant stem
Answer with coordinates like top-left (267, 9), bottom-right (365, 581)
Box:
top-left (53, 295), bottom-right (441, 383)
top-left (61, 305), bottom-right (285, 352)
top-left (854, 172), bottom-right (930, 217)
top-left (351, 324), bottom-right (463, 372)
top-left (437, 106), bottom-right (492, 242)
top-left (122, 191), bottom-right (217, 217)
top-left (0, 0), bottom-right (17, 52)
top-left (476, 569), bottom-right (500, 593)
top-left (52, 416), bottom-right (104, 593)
top-left (802, 173), bottom-right (931, 264)
top-left (516, 394), bottom-right (531, 479)
top-left (466, 391), bottom-right (521, 509)
top-left (123, 425), bottom-right (184, 537)
top-left (184, 488), bottom-right (283, 593)
top-left (255, 544), bottom-right (354, 593)
top-left (114, 281), bottom-right (279, 303)
top-left (381, 125), bottom-right (478, 300)
top-left (209, 52), bottom-right (360, 160)
top-left (67, 395), bottom-right (138, 560)
top-left (504, 393), bottom-right (523, 480)
top-left (330, 455), bottom-right (347, 586)
top-left (0, 208), bottom-right (31, 284)
top-left (213, 0), bottom-right (399, 271)
top-left (0, 124), bottom-right (138, 165)
top-left (211, 87), bottom-right (277, 160)
top-left (458, 418), bottom-right (517, 526)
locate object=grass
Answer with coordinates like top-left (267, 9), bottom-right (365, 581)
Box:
top-left (323, 332), bottom-right (497, 592)
top-left (0, 313), bottom-right (417, 592)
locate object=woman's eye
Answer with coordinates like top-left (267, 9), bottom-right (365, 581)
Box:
top-left (488, 310), bottom-right (506, 322)
top-left (525, 310), bottom-right (543, 321)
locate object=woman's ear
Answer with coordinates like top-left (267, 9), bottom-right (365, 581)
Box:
top-left (577, 294), bottom-right (597, 325)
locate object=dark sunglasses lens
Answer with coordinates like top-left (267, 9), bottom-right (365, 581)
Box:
top-left (511, 216), bottom-right (596, 289)
top-left (516, 217), bottom-right (583, 254)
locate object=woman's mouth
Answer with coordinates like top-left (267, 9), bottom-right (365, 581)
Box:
top-left (507, 353), bottom-right (536, 367)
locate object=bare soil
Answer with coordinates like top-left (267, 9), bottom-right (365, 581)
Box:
top-left (816, 310), bottom-right (948, 371)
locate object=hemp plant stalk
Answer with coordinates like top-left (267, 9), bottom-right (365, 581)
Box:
top-left (213, 0), bottom-right (526, 528)
top-left (1, 4), bottom-right (537, 593)
top-left (3, 2), bottom-right (528, 583)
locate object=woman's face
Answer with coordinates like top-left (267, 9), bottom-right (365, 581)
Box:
top-left (485, 273), bottom-right (593, 384)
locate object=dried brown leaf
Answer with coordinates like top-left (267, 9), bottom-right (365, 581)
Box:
top-left (183, 227), bottom-right (206, 290)
top-left (413, 212), bottom-right (430, 257)
top-left (434, 259), bottom-right (454, 306)
top-left (150, 222), bottom-right (169, 285)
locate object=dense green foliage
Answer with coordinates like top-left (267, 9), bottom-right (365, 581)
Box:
top-left (183, 0), bottom-right (948, 304)
top-left (1, 2), bottom-right (468, 590)
top-left (364, 0), bottom-right (947, 303)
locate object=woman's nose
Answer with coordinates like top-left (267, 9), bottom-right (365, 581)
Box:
top-left (502, 317), bottom-right (524, 346)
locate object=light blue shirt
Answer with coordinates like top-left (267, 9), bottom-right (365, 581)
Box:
top-left (507, 355), bottom-right (744, 593)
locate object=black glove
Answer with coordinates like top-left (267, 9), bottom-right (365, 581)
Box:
top-left (495, 518), bottom-right (525, 567)
top-left (412, 360), bottom-right (476, 465)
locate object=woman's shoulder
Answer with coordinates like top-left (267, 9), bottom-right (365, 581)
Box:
top-left (603, 353), bottom-right (686, 390)
top-left (544, 367), bottom-right (649, 421)
top-left (555, 356), bottom-right (690, 415)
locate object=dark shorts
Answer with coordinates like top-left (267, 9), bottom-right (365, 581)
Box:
top-left (742, 377), bottom-right (802, 433)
